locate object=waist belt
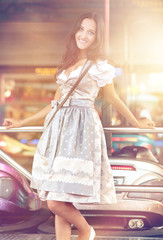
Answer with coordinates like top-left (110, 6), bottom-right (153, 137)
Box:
top-left (51, 99), bottom-right (95, 109)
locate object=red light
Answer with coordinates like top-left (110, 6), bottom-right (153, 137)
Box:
top-left (112, 137), bottom-right (137, 142)
top-left (111, 148), bottom-right (115, 153)
top-left (111, 165), bottom-right (136, 171)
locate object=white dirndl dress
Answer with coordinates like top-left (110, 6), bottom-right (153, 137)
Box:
top-left (30, 60), bottom-right (117, 204)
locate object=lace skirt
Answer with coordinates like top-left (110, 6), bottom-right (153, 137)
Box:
top-left (30, 99), bottom-right (116, 204)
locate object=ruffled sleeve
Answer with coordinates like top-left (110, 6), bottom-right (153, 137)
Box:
top-left (88, 60), bottom-right (116, 87)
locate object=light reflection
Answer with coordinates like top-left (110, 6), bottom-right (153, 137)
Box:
top-left (5, 90), bottom-right (11, 98)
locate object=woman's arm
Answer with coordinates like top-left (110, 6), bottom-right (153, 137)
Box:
top-left (3, 86), bottom-right (62, 129)
top-left (103, 83), bottom-right (155, 129)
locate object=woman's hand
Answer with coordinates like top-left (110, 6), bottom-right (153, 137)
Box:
top-left (136, 118), bottom-right (155, 129)
top-left (3, 118), bottom-right (24, 129)
top-left (2, 103), bottom-right (53, 130)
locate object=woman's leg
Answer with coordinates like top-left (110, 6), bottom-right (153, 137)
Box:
top-left (47, 200), bottom-right (91, 240)
top-left (55, 215), bottom-right (71, 240)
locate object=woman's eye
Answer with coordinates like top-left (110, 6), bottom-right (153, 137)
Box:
top-left (88, 31), bottom-right (95, 35)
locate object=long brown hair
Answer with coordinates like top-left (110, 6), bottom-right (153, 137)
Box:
top-left (56, 12), bottom-right (106, 77)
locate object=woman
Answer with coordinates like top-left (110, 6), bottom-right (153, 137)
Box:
top-left (3, 12), bottom-right (154, 240)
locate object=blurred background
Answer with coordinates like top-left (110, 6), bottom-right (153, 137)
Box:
top-left (0, 0), bottom-right (163, 167)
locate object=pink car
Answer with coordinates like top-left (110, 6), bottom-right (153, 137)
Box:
top-left (0, 160), bottom-right (50, 233)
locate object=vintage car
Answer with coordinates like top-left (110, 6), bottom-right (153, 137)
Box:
top-left (75, 146), bottom-right (163, 232)
top-left (0, 157), bottom-right (50, 233)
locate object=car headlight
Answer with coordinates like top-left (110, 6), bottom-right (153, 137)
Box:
top-left (127, 179), bottom-right (163, 202)
top-left (0, 177), bottom-right (14, 199)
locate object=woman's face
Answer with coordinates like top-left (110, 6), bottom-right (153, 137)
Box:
top-left (75, 18), bottom-right (96, 53)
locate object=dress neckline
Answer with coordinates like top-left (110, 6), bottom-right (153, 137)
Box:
top-left (62, 65), bottom-right (83, 80)
top-left (63, 59), bottom-right (88, 79)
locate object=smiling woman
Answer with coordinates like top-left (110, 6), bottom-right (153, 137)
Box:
top-left (3, 11), bottom-right (155, 240)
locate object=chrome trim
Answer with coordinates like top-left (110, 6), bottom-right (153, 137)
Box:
top-left (104, 127), bottom-right (163, 134)
top-left (0, 126), bottom-right (163, 133)
top-left (75, 199), bottom-right (163, 214)
top-left (0, 126), bottom-right (43, 132)
top-left (0, 150), bottom-right (32, 181)
top-left (115, 185), bottom-right (163, 193)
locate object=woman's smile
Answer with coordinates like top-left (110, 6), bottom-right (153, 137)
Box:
top-left (78, 39), bottom-right (88, 44)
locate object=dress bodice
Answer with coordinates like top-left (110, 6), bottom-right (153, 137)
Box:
top-left (56, 60), bottom-right (116, 101)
